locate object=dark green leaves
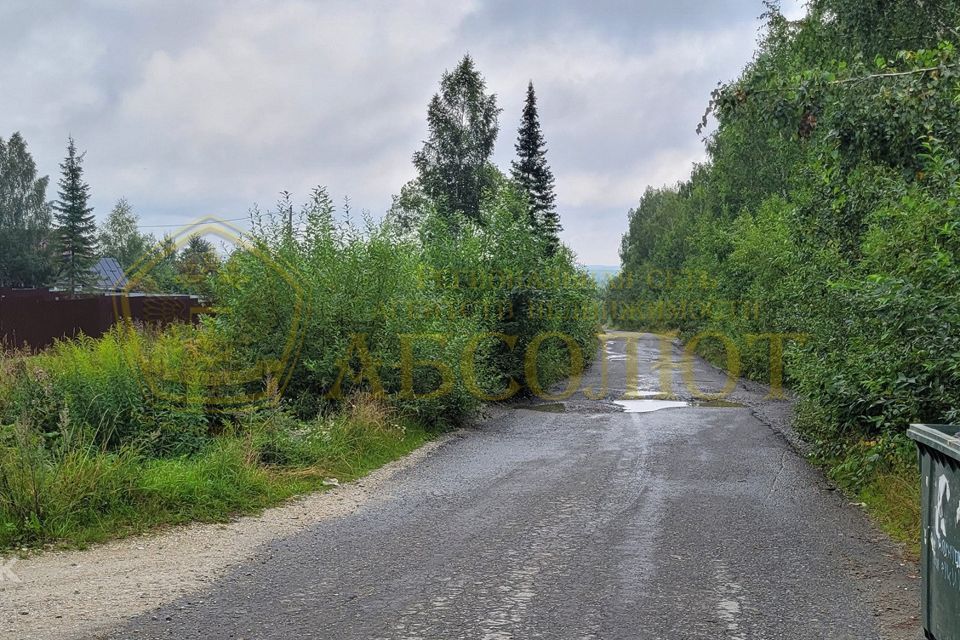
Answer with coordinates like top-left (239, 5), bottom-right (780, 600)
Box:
top-left (413, 55), bottom-right (501, 225)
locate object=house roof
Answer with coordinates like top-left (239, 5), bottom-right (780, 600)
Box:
top-left (90, 257), bottom-right (129, 291)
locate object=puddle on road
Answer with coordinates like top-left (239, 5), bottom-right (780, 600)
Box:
top-left (615, 399), bottom-right (691, 413)
top-left (614, 398), bottom-right (747, 413)
top-left (519, 396), bottom-right (745, 414)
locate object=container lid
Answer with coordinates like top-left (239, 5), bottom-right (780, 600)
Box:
top-left (907, 423), bottom-right (960, 459)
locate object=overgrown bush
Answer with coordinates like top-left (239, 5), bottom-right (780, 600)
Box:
top-left (215, 183), bottom-right (597, 422)
top-left (609, 2), bottom-right (960, 501)
top-left (0, 325), bottom-right (225, 456)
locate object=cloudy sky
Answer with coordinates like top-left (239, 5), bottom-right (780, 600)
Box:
top-left (1, 0), bottom-right (804, 265)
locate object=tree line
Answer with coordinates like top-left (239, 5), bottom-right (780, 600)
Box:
top-left (0, 132), bottom-right (220, 296)
top-left (0, 54), bottom-right (561, 297)
top-left (609, 0), bottom-right (960, 496)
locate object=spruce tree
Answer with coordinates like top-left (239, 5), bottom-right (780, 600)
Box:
top-left (511, 81), bottom-right (561, 254)
top-left (54, 136), bottom-right (97, 292)
top-left (413, 55), bottom-right (501, 224)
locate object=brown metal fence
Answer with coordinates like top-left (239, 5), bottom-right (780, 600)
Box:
top-left (0, 288), bottom-right (201, 351)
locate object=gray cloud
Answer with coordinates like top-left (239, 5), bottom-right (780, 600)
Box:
top-left (0, 0), bottom-right (802, 264)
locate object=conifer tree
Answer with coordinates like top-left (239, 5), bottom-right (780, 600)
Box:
top-left (54, 136), bottom-right (97, 292)
top-left (413, 55), bottom-right (501, 223)
top-left (511, 81), bottom-right (560, 254)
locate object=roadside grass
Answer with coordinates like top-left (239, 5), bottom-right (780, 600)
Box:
top-left (807, 452), bottom-right (921, 556)
top-left (804, 444), bottom-right (921, 556)
top-left (797, 402), bottom-right (923, 556)
top-left (858, 467), bottom-right (921, 557)
top-left (0, 401), bottom-right (431, 550)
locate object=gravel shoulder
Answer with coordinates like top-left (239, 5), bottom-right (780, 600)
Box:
top-left (0, 434), bottom-right (460, 640)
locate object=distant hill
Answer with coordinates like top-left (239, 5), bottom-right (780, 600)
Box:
top-left (582, 264), bottom-right (619, 285)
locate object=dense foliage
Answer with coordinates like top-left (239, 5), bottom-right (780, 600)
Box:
top-left (413, 55), bottom-right (501, 224)
top-left (0, 133), bottom-right (54, 288)
top-left (216, 181), bottom-right (595, 424)
top-left (610, 1), bottom-right (960, 488)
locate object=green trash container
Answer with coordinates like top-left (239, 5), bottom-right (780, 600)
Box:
top-left (908, 423), bottom-right (960, 640)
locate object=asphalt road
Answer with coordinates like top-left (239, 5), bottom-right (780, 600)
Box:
top-left (102, 332), bottom-right (920, 639)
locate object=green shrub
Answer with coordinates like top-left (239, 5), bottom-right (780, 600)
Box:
top-left (0, 401), bottom-right (430, 549)
top-left (609, 9), bottom-right (960, 509)
top-left (0, 423), bottom-right (142, 547)
top-left (215, 184), bottom-right (598, 420)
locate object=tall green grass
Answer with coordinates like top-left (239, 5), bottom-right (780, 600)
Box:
top-left (0, 393), bottom-right (428, 549)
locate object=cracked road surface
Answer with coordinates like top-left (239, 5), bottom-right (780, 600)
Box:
top-left (95, 332), bottom-right (919, 639)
